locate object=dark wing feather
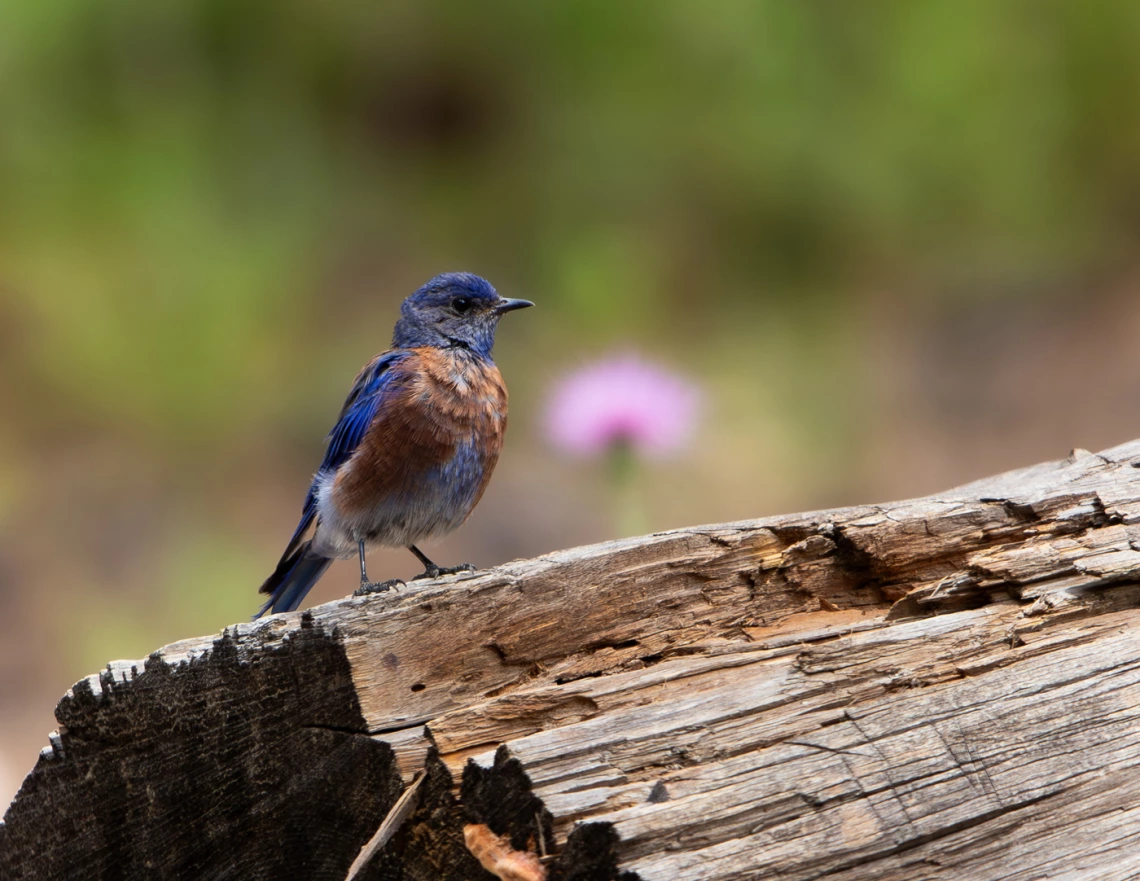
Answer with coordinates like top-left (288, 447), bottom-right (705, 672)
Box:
top-left (280, 350), bottom-right (407, 557)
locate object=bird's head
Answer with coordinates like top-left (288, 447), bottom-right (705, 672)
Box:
top-left (392, 272), bottom-right (533, 357)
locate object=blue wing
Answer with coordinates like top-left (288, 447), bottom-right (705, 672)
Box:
top-left (281, 350), bottom-right (407, 556)
top-left (321, 350), bottom-right (407, 475)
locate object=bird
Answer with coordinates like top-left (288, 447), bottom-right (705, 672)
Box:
top-left (255, 272), bottom-right (532, 618)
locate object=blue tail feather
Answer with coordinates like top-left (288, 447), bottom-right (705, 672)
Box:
top-left (255, 541), bottom-right (333, 618)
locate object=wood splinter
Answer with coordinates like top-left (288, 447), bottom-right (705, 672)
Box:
top-left (344, 772), bottom-right (424, 881)
top-left (463, 824), bottom-right (547, 881)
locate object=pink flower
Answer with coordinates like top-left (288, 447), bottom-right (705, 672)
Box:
top-left (545, 354), bottom-right (700, 458)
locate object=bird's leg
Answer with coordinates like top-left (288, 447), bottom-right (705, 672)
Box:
top-left (353, 539), bottom-right (404, 596)
top-left (408, 544), bottom-right (475, 580)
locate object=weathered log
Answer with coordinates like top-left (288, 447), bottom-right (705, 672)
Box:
top-left (6, 441), bottom-right (1140, 879)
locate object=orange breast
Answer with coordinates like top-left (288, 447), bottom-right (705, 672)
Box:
top-left (332, 347), bottom-right (508, 516)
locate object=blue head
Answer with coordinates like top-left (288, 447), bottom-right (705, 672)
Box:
top-left (392, 272), bottom-right (533, 358)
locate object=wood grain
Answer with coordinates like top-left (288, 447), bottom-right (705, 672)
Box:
top-left (6, 441), bottom-right (1140, 879)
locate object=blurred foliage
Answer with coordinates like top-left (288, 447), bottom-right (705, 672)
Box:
top-left (4, 1), bottom-right (1140, 438)
top-left (4, 0), bottom-right (1140, 743)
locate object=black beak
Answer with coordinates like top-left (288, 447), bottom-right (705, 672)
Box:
top-left (494, 297), bottom-right (534, 315)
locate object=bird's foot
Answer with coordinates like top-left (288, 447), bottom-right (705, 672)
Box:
top-left (354, 579), bottom-right (405, 597)
top-left (413, 562), bottom-right (476, 581)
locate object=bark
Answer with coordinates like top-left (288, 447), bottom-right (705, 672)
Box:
top-left (5, 442), bottom-right (1140, 880)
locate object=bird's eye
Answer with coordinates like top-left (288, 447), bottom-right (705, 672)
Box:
top-left (451, 297), bottom-right (471, 314)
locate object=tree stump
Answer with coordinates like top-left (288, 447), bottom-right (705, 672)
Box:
top-left (5, 442), bottom-right (1140, 879)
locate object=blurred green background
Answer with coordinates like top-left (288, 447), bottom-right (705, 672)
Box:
top-left (6, 0), bottom-right (1140, 804)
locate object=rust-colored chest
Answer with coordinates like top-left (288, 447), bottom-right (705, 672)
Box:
top-left (411, 347), bottom-right (509, 438)
top-left (332, 347), bottom-right (509, 517)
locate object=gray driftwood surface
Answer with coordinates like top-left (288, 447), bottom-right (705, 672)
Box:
top-left (6, 441), bottom-right (1140, 880)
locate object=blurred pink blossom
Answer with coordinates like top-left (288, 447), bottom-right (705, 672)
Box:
top-left (545, 354), bottom-right (700, 458)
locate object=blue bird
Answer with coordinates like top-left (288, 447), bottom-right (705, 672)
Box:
top-left (256, 272), bottom-right (532, 617)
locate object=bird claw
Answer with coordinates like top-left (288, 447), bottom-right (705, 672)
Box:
top-left (354, 579), bottom-right (404, 597)
top-left (413, 563), bottom-right (476, 581)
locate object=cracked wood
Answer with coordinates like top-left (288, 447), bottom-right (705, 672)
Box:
top-left (5, 442), bottom-right (1140, 879)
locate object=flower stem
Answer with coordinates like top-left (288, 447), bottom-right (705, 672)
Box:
top-left (607, 440), bottom-right (646, 537)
